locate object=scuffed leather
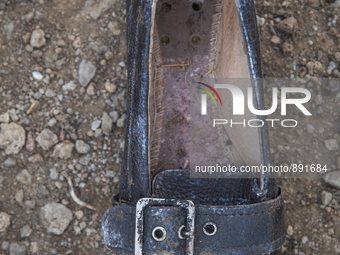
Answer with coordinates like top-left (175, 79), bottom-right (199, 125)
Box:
top-left (152, 169), bottom-right (278, 205)
top-left (102, 189), bottom-right (285, 254)
top-left (119, 0), bottom-right (154, 203)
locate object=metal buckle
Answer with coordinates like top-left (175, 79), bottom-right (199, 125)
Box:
top-left (135, 198), bottom-right (195, 255)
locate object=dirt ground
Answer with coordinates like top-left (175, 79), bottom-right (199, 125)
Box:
top-left (0, 0), bottom-right (339, 254)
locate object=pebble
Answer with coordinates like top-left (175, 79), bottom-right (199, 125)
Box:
top-left (78, 59), bottom-right (96, 87)
top-left (91, 120), bottom-right (101, 131)
top-left (4, 158), bottom-right (16, 167)
top-left (321, 191), bottom-right (332, 206)
top-left (105, 51), bottom-right (113, 60)
top-left (76, 140), bottom-right (90, 154)
top-left (9, 242), bottom-right (27, 255)
top-left (87, 82), bottom-right (96, 95)
top-left (15, 189), bottom-right (24, 204)
top-left (75, 210), bottom-right (84, 220)
top-left (0, 112), bottom-right (10, 123)
top-left (16, 169), bottom-right (32, 185)
top-left (36, 129), bottom-right (58, 150)
top-left (324, 171), bottom-right (340, 189)
top-left (52, 141), bottom-right (75, 159)
top-left (271, 35), bottom-right (281, 45)
top-left (102, 112), bottom-right (113, 136)
top-left (117, 114), bottom-right (127, 128)
top-left (306, 124), bottom-right (315, 134)
top-left (28, 154), bottom-right (43, 164)
top-left (83, 0), bottom-right (116, 19)
top-left (256, 15), bottom-right (265, 27)
top-left (30, 242), bottom-right (38, 253)
top-left (32, 71), bottom-right (43, 81)
top-left (108, 21), bottom-right (121, 35)
top-left (45, 88), bottom-right (56, 97)
top-left (2, 241), bottom-right (10, 250)
top-left (47, 118), bottom-right (57, 127)
top-left (277, 16), bottom-right (297, 34)
top-left (287, 225), bottom-right (294, 236)
top-left (109, 111), bottom-right (119, 123)
top-left (49, 168), bottom-right (58, 180)
top-left (33, 92), bottom-right (42, 100)
top-left (301, 236), bottom-right (308, 244)
top-left (20, 225), bottom-right (32, 238)
top-left (25, 200), bottom-right (36, 209)
top-left (40, 203), bottom-right (72, 235)
top-left (325, 139), bottom-right (339, 151)
top-left (90, 41), bottom-right (108, 54)
top-left (0, 123), bottom-right (26, 155)
top-left (94, 128), bottom-right (103, 137)
top-left (8, 109), bottom-right (19, 122)
top-left (62, 81), bottom-right (77, 91)
top-left (0, 212), bottom-right (11, 232)
top-left (30, 28), bottom-right (46, 48)
top-left (79, 154), bottom-right (91, 166)
top-left (105, 81), bottom-right (117, 93)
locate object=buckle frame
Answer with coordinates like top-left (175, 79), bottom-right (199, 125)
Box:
top-left (135, 198), bottom-right (195, 255)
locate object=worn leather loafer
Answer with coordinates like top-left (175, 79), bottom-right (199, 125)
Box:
top-left (102, 0), bottom-right (285, 254)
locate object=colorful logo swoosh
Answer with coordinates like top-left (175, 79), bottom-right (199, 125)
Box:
top-left (196, 82), bottom-right (223, 106)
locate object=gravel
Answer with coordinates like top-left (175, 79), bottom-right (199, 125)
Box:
top-left (40, 203), bottom-right (72, 235)
top-left (78, 59), bottom-right (96, 87)
top-left (0, 123), bottom-right (26, 155)
top-left (36, 129), bottom-right (58, 151)
top-left (0, 212), bottom-right (11, 232)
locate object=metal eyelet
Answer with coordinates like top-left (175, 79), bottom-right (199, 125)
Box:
top-left (178, 225), bottom-right (186, 239)
top-left (152, 226), bottom-right (167, 241)
top-left (202, 222), bottom-right (217, 236)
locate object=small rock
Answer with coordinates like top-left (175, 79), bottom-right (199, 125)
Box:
top-left (109, 111), bottom-right (119, 122)
top-left (79, 154), bottom-right (91, 165)
top-left (40, 203), bottom-right (72, 235)
top-left (283, 42), bottom-right (293, 54)
top-left (105, 81), bottom-right (117, 93)
top-left (90, 41), bottom-right (108, 54)
top-left (277, 16), bottom-right (297, 34)
top-left (75, 210), bottom-right (84, 220)
top-left (0, 112), bottom-right (10, 123)
top-left (102, 112), bottom-right (113, 136)
top-left (52, 141), bottom-right (74, 159)
top-left (25, 200), bottom-right (36, 209)
top-left (287, 225), bottom-right (293, 236)
top-left (37, 184), bottom-right (49, 198)
top-left (2, 241), bottom-right (10, 250)
top-left (62, 81), bottom-right (77, 91)
top-left (0, 212), bottom-right (11, 232)
top-left (117, 114), bottom-right (126, 128)
top-left (33, 92), bottom-right (42, 100)
top-left (94, 128), bottom-right (103, 137)
top-left (9, 242), bottom-right (27, 255)
top-left (47, 118), bottom-right (57, 127)
top-left (16, 170), bottom-right (32, 185)
top-left (328, 61), bottom-right (337, 71)
top-left (30, 28), bottom-right (46, 48)
top-left (30, 242), bottom-right (38, 253)
top-left (8, 109), bottom-right (19, 122)
top-left (321, 191), bottom-right (332, 206)
top-left (306, 124), bottom-right (315, 134)
top-left (20, 225), bottom-right (32, 238)
top-left (45, 89), bottom-right (56, 97)
top-left (87, 82), bottom-right (96, 95)
top-left (4, 158), bottom-right (16, 167)
top-left (91, 120), bottom-right (101, 131)
top-left (76, 140), bottom-right (90, 154)
top-left (72, 37), bottom-right (81, 48)
top-left (83, 0), bottom-right (116, 20)
top-left (32, 71), bottom-right (43, 81)
top-left (334, 52), bottom-right (340, 62)
top-left (28, 154), bottom-right (43, 164)
top-left (22, 11), bottom-right (35, 24)
top-left (271, 35), bottom-right (281, 45)
top-left (0, 123), bottom-right (26, 155)
top-left (325, 139), bottom-right (339, 151)
top-left (328, 228), bottom-right (334, 236)
top-left (15, 189), bottom-right (24, 204)
top-left (108, 21), bottom-right (121, 35)
top-left (256, 15), bottom-right (265, 27)
top-left (49, 168), bottom-right (58, 180)
top-left (301, 236), bottom-right (308, 244)
top-left (78, 59), bottom-right (96, 87)
top-left (36, 129), bottom-right (58, 150)
top-left (26, 132), bottom-right (35, 152)
top-left (105, 51), bottom-right (113, 60)
top-left (324, 171), bottom-right (340, 189)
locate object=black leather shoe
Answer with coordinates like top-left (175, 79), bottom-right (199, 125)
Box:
top-left (102, 0), bottom-right (285, 254)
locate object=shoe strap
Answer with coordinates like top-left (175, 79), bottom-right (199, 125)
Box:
top-left (102, 189), bottom-right (285, 255)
